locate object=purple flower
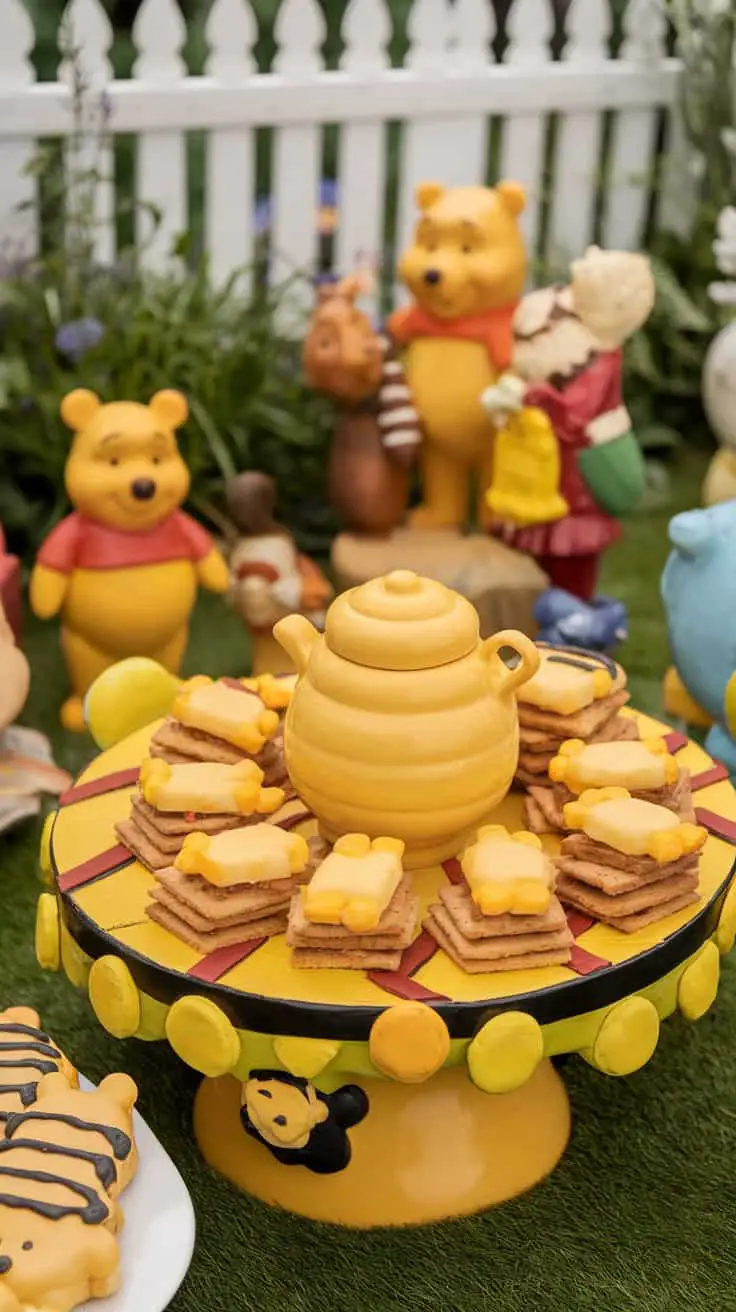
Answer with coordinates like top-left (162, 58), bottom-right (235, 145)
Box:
top-left (55, 317), bottom-right (104, 363)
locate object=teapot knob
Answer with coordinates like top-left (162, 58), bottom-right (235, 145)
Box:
top-left (384, 570), bottom-right (422, 595)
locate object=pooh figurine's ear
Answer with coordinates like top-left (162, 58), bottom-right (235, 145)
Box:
top-left (496, 180), bottom-right (527, 217)
top-left (60, 388), bottom-right (101, 432)
top-left (149, 389), bottom-right (189, 431)
top-left (415, 182), bottom-right (445, 211)
top-left (99, 1072), bottom-right (138, 1112)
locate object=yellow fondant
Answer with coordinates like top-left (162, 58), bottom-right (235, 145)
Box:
top-left (678, 941), bottom-right (720, 1021)
top-left (518, 654), bottom-right (613, 716)
top-left (84, 657), bottom-right (182, 748)
top-left (563, 789), bottom-right (706, 861)
top-left (550, 739), bottom-right (675, 793)
top-left (173, 677), bottom-right (279, 754)
top-left (249, 672), bottom-right (296, 710)
top-left (304, 836), bottom-right (405, 931)
top-left (166, 996), bottom-right (241, 1077)
top-left (39, 811), bottom-right (56, 887)
top-left (468, 1011), bottom-right (543, 1093)
top-left (588, 996), bottom-right (660, 1076)
top-left (716, 879), bottom-right (736, 954)
top-left (369, 1003), bottom-right (451, 1082)
top-left (140, 756), bottom-right (265, 814)
top-left (175, 823), bottom-right (309, 887)
top-left (59, 921), bottom-right (91, 990)
top-left (88, 955), bottom-right (141, 1039)
top-left (35, 892), bottom-right (60, 972)
top-left (273, 1037), bottom-right (341, 1079)
top-left (462, 826), bottom-right (555, 916)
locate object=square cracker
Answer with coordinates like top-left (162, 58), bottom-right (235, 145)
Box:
top-left (438, 884), bottom-right (568, 939)
top-left (154, 865), bottom-right (299, 919)
top-left (523, 791), bottom-right (555, 835)
top-left (560, 833), bottom-right (695, 878)
top-left (147, 900), bottom-right (287, 951)
top-left (128, 804), bottom-right (184, 855)
top-left (424, 913), bottom-right (572, 974)
top-left (604, 889), bottom-right (700, 933)
top-left (593, 713), bottom-right (640, 744)
top-left (286, 876), bottom-right (414, 941)
top-left (517, 689), bottom-right (630, 738)
top-left (116, 817), bottom-right (173, 871)
top-left (287, 899), bottom-right (419, 951)
top-left (517, 750), bottom-right (554, 776)
top-left (555, 868), bottom-right (698, 919)
top-left (151, 884), bottom-right (290, 933)
top-left (291, 946), bottom-right (403, 970)
top-left (428, 902), bottom-right (572, 961)
top-left (555, 851), bottom-right (698, 897)
top-left (132, 796), bottom-right (247, 838)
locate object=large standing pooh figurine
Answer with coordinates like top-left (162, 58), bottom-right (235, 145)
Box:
top-left (30, 389), bottom-right (229, 731)
top-left (387, 181), bottom-right (527, 529)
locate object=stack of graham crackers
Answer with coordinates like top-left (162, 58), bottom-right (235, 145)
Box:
top-left (526, 737), bottom-right (695, 835)
top-left (149, 674), bottom-right (291, 792)
top-left (287, 834), bottom-right (419, 971)
top-left (117, 756), bottom-right (284, 871)
top-left (555, 787), bottom-right (706, 933)
top-left (515, 646), bottom-right (638, 792)
top-left (147, 822), bottom-right (326, 953)
top-left (425, 826), bottom-right (573, 973)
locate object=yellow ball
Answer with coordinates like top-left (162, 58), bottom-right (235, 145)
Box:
top-left (468, 1012), bottom-right (543, 1094)
top-left (89, 956), bottom-right (141, 1039)
top-left (678, 942), bottom-right (720, 1021)
top-left (35, 893), bottom-right (60, 973)
top-left (166, 996), bottom-right (241, 1077)
top-left (716, 881), bottom-right (736, 955)
top-left (369, 1003), bottom-right (450, 1083)
top-left (589, 996), bottom-right (659, 1076)
top-left (38, 812), bottom-right (56, 888)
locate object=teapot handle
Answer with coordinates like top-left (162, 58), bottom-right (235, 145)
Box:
top-left (482, 630), bottom-right (540, 698)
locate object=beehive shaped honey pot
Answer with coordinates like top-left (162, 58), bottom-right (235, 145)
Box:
top-left (274, 570), bottom-right (540, 866)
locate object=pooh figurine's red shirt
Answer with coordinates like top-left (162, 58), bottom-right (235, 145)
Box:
top-left (387, 304), bottom-right (518, 371)
top-left (37, 510), bottom-right (214, 573)
top-left (496, 350), bottom-right (625, 560)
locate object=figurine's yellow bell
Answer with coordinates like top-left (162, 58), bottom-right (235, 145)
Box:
top-left (486, 406), bottom-right (569, 528)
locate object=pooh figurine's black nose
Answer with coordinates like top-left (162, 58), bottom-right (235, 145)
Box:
top-left (0, 1256), bottom-right (12, 1273)
top-left (131, 478), bottom-right (156, 501)
top-left (423, 269), bottom-right (442, 286)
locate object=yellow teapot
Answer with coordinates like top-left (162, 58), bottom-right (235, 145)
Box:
top-left (274, 570), bottom-right (540, 867)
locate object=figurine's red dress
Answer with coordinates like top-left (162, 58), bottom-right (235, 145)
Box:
top-left (495, 350), bottom-right (625, 600)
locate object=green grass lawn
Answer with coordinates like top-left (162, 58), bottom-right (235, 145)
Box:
top-left (4, 447), bottom-right (736, 1312)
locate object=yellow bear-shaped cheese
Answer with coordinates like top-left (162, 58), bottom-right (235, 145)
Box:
top-left (562, 788), bottom-right (707, 862)
top-left (303, 834), bottom-right (405, 933)
top-left (240, 673), bottom-right (297, 711)
top-left (139, 756), bottom-right (266, 814)
top-left (172, 676), bottom-right (280, 754)
top-left (517, 654), bottom-right (613, 715)
top-left (549, 737), bottom-right (678, 794)
top-left (461, 824), bottom-right (556, 916)
top-left (176, 822), bottom-right (310, 887)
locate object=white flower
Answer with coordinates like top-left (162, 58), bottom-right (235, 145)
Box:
top-left (714, 207), bottom-right (736, 276)
top-left (708, 280), bottom-right (736, 305)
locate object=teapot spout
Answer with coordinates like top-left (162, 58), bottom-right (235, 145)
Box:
top-left (273, 614), bottom-right (320, 677)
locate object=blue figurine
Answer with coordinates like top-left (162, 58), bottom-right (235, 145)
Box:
top-left (661, 501), bottom-right (736, 773)
top-left (534, 588), bottom-right (628, 652)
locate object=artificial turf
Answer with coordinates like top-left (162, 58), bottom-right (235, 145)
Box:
top-left (4, 446), bottom-right (736, 1312)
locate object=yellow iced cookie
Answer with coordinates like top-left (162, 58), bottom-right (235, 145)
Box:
top-left (549, 737), bottom-right (678, 794)
top-left (172, 675), bottom-right (280, 753)
top-left (517, 651), bottom-right (613, 715)
top-left (303, 834), bottom-right (405, 932)
top-left (176, 822), bottom-right (310, 887)
top-left (139, 756), bottom-right (266, 814)
top-left (563, 788), bottom-right (707, 861)
top-left (461, 825), bottom-right (556, 915)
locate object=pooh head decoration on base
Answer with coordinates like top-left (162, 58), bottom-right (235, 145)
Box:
top-left (30, 389), bottom-right (229, 732)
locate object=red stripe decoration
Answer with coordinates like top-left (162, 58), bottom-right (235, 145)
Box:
top-left (691, 763), bottom-right (730, 791)
top-left (568, 943), bottom-right (610, 976)
top-left (566, 909), bottom-right (595, 937)
top-left (188, 938), bottom-right (266, 983)
top-left (58, 844), bottom-right (134, 894)
top-left (442, 858), bottom-right (464, 886)
top-left (695, 807), bottom-right (736, 845)
top-left (368, 930), bottom-right (450, 1003)
top-left (59, 768), bottom-right (140, 807)
top-left (664, 731), bottom-right (688, 753)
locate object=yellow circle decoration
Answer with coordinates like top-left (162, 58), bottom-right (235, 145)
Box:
top-left (166, 996), bottom-right (241, 1077)
top-left (369, 1003), bottom-right (451, 1083)
top-left (60, 923), bottom-right (91, 990)
top-left (89, 956), bottom-right (141, 1039)
top-left (589, 996), bottom-right (659, 1076)
top-left (678, 942), bottom-right (720, 1021)
top-left (468, 1011), bottom-right (544, 1094)
top-left (35, 894), bottom-right (60, 973)
top-left (715, 881), bottom-right (736, 955)
top-left (38, 812), bottom-right (56, 888)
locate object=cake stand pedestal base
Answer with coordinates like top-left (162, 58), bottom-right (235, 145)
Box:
top-left (193, 1060), bottom-right (570, 1227)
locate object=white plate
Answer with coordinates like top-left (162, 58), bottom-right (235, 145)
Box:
top-left (79, 1076), bottom-right (196, 1312)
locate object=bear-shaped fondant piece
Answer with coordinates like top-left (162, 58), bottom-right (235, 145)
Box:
top-left (388, 181), bottom-right (527, 530)
top-left (29, 389), bottom-right (230, 732)
top-left (662, 501), bottom-right (736, 771)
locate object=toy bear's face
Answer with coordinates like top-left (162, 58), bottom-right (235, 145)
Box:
top-left (0, 1210), bottom-right (119, 1310)
top-left (303, 290), bottom-right (384, 404)
top-left (244, 1075), bottom-right (328, 1149)
top-left (398, 182), bottom-right (527, 320)
top-left (60, 389), bottom-right (191, 532)
top-left (569, 246), bottom-right (654, 349)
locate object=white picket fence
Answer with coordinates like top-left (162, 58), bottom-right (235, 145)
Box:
top-left (0, 0), bottom-right (695, 318)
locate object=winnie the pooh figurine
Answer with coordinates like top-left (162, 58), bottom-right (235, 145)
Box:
top-left (30, 388), bottom-right (229, 731)
top-left (387, 180), bottom-right (527, 529)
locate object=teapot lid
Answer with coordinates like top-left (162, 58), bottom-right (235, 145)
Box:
top-left (325, 570), bottom-right (479, 670)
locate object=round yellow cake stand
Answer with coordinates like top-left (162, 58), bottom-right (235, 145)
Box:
top-left (36, 707), bottom-right (736, 1226)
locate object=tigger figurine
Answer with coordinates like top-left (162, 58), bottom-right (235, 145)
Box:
top-left (0, 1006), bottom-right (78, 1118)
